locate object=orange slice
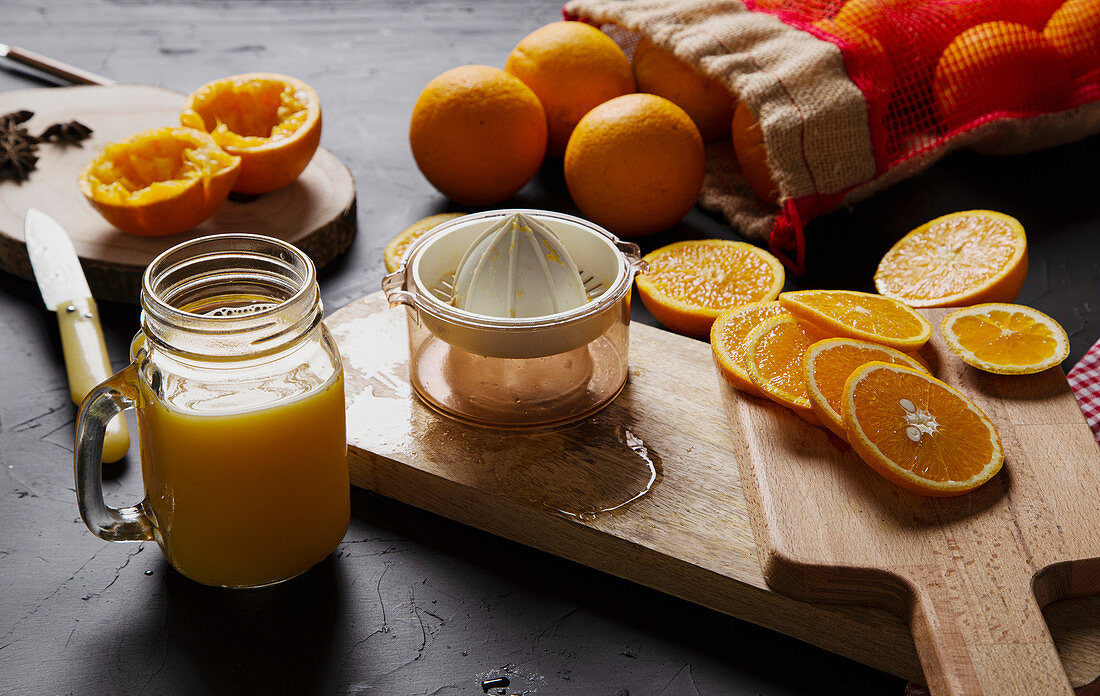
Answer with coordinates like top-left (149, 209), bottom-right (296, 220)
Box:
top-left (804, 338), bottom-right (930, 440)
top-left (78, 126), bottom-right (241, 237)
top-left (779, 289), bottom-right (932, 351)
top-left (940, 303), bottom-right (1070, 374)
top-left (636, 240), bottom-right (785, 339)
top-left (710, 301), bottom-right (790, 397)
top-left (181, 73), bottom-right (321, 194)
top-left (744, 314), bottom-right (830, 423)
top-left (874, 210), bottom-right (1028, 307)
top-left (842, 362), bottom-right (1004, 496)
top-left (384, 213), bottom-right (465, 273)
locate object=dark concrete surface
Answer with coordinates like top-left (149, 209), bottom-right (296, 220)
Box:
top-left (1, 2), bottom-right (1097, 694)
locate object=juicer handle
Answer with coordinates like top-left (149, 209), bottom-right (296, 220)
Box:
top-left (74, 364), bottom-right (156, 542)
top-left (615, 240), bottom-right (648, 274)
top-left (381, 268), bottom-right (415, 308)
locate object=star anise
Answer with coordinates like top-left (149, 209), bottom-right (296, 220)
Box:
top-left (0, 110), bottom-right (34, 130)
top-left (38, 120), bottom-right (93, 145)
top-left (0, 110), bottom-right (41, 181)
top-left (0, 110), bottom-right (96, 182)
top-left (0, 130), bottom-right (39, 182)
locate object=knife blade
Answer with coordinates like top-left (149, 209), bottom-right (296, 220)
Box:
top-left (0, 43), bottom-right (114, 86)
top-left (25, 208), bottom-right (129, 463)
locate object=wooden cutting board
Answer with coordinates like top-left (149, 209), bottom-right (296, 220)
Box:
top-left (330, 292), bottom-right (1100, 691)
top-left (725, 309), bottom-right (1100, 695)
top-left (0, 85), bottom-right (356, 303)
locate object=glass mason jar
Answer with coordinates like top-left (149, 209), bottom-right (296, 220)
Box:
top-left (74, 234), bottom-right (349, 589)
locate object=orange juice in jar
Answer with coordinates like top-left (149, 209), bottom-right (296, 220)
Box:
top-left (75, 237), bottom-right (349, 588)
top-left (136, 368), bottom-right (348, 588)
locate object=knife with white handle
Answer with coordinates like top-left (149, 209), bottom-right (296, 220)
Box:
top-left (24, 208), bottom-right (130, 463)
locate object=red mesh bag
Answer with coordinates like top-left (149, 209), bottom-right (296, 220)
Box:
top-left (563, 0), bottom-right (1100, 272)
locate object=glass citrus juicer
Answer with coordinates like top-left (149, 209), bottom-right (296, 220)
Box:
top-left (382, 209), bottom-right (646, 428)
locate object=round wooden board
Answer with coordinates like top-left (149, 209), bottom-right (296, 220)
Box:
top-left (0, 84), bottom-right (356, 303)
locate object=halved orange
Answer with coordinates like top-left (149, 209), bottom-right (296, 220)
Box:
top-left (940, 303), bottom-right (1070, 375)
top-left (78, 126), bottom-right (241, 237)
top-left (181, 73), bottom-right (321, 194)
top-left (744, 314), bottom-right (830, 423)
top-left (874, 211), bottom-right (1028, 307)
top-left (804, 338), bottom-right (930, 440)
top-left (779, 289), bottom-right (932, 351)
top-left (384, 213), bottom-right (465, 273)
top-left (842, 362), bottom-right (1004, 496)
top-left (710, 301), bottom-right (790, 397)
top-left (636, 240), bottom-right (785, 339)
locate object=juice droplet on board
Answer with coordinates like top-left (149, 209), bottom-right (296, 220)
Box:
top-left (490, 423), bottom-right (663, 521)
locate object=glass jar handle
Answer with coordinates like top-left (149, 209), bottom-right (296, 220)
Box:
top-left (74, 364), bottom-right (155, 542)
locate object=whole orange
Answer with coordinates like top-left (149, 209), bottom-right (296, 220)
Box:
top-left (731, 102), bottom-right (780, 206)
top-left (409, 65), bottom-right (547, 207)
top-left (934, 21), bottom-right (1067, 127)
top-left (955, 0), bottom-right (1063, 31)
top-left (832, 0), bottom-right (954, 64)
top-left (1045, 0), bottom-right (1100, 71)
top-left (632, 36), bottom-right (736, 141)
top-left (505, 21), bottom-right (635, 157)
top-left (564, 93), bottom-right (704, 237)
top-left (833, 0), bottom-right (986, 103)
top-left (813, 18), bottom-right (895, 103)
top-left (832, 0), bottom-right (896, 38)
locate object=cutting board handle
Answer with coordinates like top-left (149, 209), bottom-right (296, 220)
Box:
top-left (909, 579), bottom-right (1073, 695)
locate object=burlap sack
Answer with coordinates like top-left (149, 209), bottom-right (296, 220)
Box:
top-left (563, 0), bottom-right (1100, 271)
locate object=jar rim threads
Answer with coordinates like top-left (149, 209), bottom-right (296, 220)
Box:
top-left (140, 234), bottom-right (322, 359)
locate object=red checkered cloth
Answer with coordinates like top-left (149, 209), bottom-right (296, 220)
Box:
top-left (1068, 338), bottom-right (1100, 443)
top-left (902, 340), bottom-right (1100, 694)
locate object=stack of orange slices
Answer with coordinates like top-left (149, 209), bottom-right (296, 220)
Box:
top-left (711, 288), bottom-right (1015, 497)
top-left (705, 209), bottom-right (1079, 497)
top-left (713, 288), bottom-right (933, 421)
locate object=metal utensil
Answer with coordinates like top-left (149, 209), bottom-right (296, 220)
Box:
top-left (0, 43), bottom-right (113, 86)
top-left (25, 208), bottom-right (129, 462)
